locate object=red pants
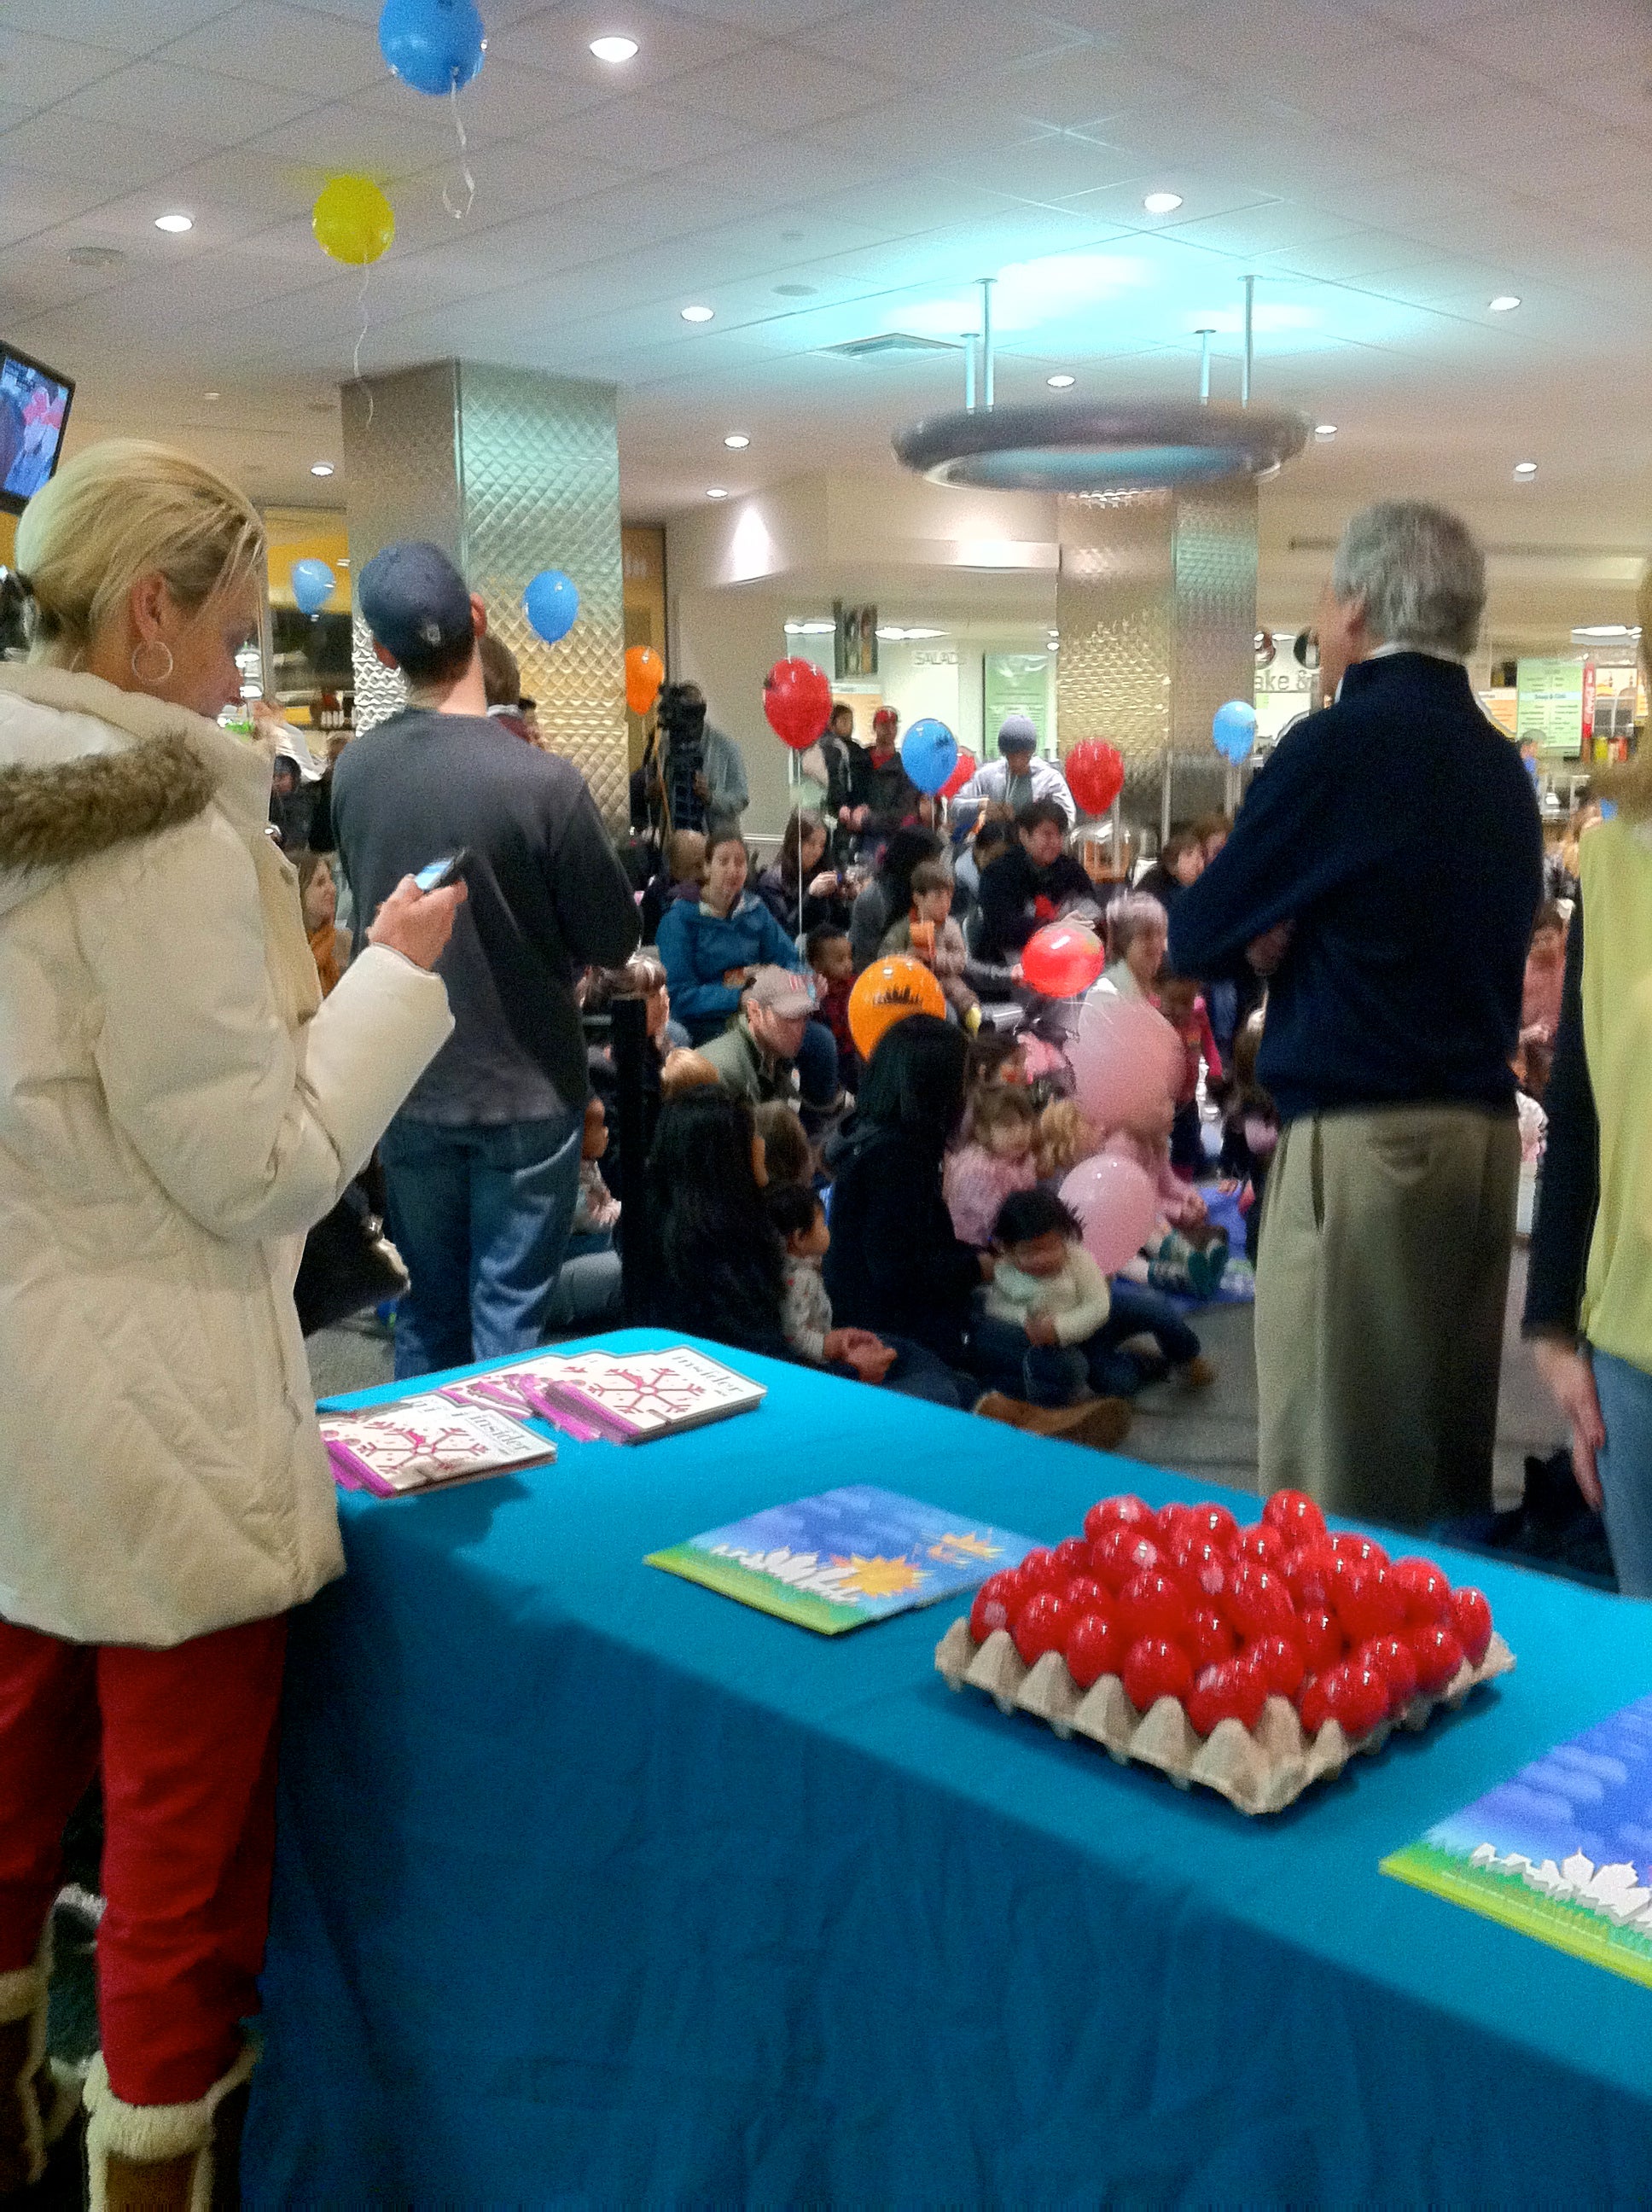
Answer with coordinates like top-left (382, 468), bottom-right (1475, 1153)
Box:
top-left (0, 1611), bottom-right (287, 2106)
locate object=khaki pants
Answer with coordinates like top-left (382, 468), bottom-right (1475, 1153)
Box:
top-left (1255, 1104), bottom-right (1521, 1532)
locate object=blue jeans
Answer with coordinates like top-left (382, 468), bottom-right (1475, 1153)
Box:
top-left (793, 1018), bottom-right (840, 1108)
top-left (542, 1230), bottom-right (623, 1335)
top-left (1591, 1348), bottom-right (1652, 1598)
top-left (969, 1313), bottom-right (1096, 1406)
top-left (380, 1109), bottom-right (584, 1380)
top-left (1097, 1282), bottom-right (1202, 1371)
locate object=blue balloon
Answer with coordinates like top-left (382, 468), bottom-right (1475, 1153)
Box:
top-left (378, 0), bottom-right (486, 96)
top-left (1213, 698), bottom-right (1257, 763)
top-left (524, 568), bottom-right (579, 644)
top-left (900, 715), bottom-right (959, 797)
top-left (291, 558), bottom-right (334, 616)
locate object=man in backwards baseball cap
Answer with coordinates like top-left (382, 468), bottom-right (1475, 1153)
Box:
top-left (329, 540), bottom-right (640, 1377)
top-left (696, 963), bottom-right (818, 1105)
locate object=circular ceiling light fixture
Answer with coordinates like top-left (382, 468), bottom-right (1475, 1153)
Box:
top-left (706, 486), bottom-right (729, 498)
top-left (1314, 422), bottom-right (1337, 437)
top-left (680, 304), bottom-right (714, 323)
top-left (589, 34), bottom-right (638, 61)
top-left (1046, 373), bottom-right (1076, 389)
top-left (893, 398), bottom-right (1310, 492)
top-left (1513, 459), bottom-right (1538, 477)
top-left (1488, 294), bottom-right (1521, 312)
top-left (154, 212), bottom-right (194, 234)
top-left (310, 462), bottom-right (335, 477)
top-left (204, 390), bottom-right (221, 400)
top-left (1143, 190), bottom-right (1184, 214)
top-left (723, 433), bottom-right (750, 448)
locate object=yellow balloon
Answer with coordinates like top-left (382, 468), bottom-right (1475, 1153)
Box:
top-left (312, 174), bottom-right (395, 267)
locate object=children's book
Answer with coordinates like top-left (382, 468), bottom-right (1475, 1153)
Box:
top-left (1382, 1691), bottom-right (1652, 1988)
top-left (321, 1395), bottom-right (556, 1498)
top-left (647, 1483), bottom-right (1036, 1634)
top-left (462, 1345), bottom-right (766, 1445)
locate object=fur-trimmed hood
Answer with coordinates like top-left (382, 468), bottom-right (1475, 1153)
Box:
top-left (0, 665), bottom-right (270, 918)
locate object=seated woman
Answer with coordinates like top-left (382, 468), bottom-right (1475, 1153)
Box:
top-left (755, 809), bottom-right (852, 941)
top-left (656, 829), bottom-right (841, 1108)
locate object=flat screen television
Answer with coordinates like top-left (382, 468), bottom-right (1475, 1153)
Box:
top-left (0, 344), bottom-right (74, 515)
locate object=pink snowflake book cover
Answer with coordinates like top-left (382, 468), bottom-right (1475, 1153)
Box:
top-left (321, 1394), bottom-right (556, 1496)
top-left (492, 1346), bottom-right (766, 1444)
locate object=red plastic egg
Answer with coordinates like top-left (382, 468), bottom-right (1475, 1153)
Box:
top-left (969, 1573), bottom-right (1018, 1643)
top-left (1410, 1621), bottom-right (1466, 1696)
top-left (1011, 1589), bottom-right (1073, 1666)
top-left (1018, 1546), bottom-right (1065, 1592)
top-left (1262, 1488), bottom-right (1328, 1545)
top-left (1335, 1566), bottom-right (1407, 1646)
top-left (1298, 1606), bottom-right (1345, 1672)
top-left (1090, 1524), bottom-right (1166, 1593)
top-left (1450, 1586), bottom-right (1493, 1667)
top-left (1232, 1523), bottom-right (1288, 1569)
top-left (1389, 1557), bottom-right (1452, 1625)
top-left (1169, 1534), bottom-right (1230, 1604)
top-left (1358, 1634), bottom-right (1420, 1716)
top-left (1225, 1561), bottom-right (1297, 1640)
top-left (1321, 1661), bottom-right (1389, 1738)
top-left (1116, 1569), bottom-right (1191, 1648)
top-left (1053, 1535), bottom-right (1093, 1579)
top-left (1185, 1502), bottom-right (1241, 1550)
top-left (1083, 1494), bottom-right (1152, 1544)
top-left (1188, 1605), bottom-right (1237, 1670)
top-left (1247, 1631), bottom-right (1306, 1700)
top-left (1298, 1674), bottom-right (1330, 1735)
top-left (1064, 1610), bottom-right (1124, 1690)
top-left (1330, 1533), bottom-right (1388, 1570)
top-left (1155, 1501), bottom-right (1195, 1542)
top-left (1121, 1635), bottom-right (1194, 1713)
top-left (1282, 1542), bottom-right (1341, 1611)
top-left (1062, 1573), bottom-right (1111, 1616)
top-left (1187, 1658), bottom-right (1265, 1737)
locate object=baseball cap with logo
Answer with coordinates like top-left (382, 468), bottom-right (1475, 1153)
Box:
top-left (746, 965), bottom-right (816, 1018)
top-left (358, 539), bottom-right (476, 671)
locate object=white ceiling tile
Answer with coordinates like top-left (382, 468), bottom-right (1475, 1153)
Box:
top-left (792, 1), bottom-right (1087, 81)
top-left (653, 42), bottom-right (906, 130)
top-left (643, 0), bottom-right (871, 32)
top-left (932, 128), bottom-right (1145, 205)
top-left (996, 46), bottom-right (1207, 130)
top-left (797, 95), bottom-right (1050, 173)
top-left (1125, 0), bottom-right (1392, 73)
top-left (238, 96), bottom-right (450, 178)
top-left (0, 26), bottom-right (125, 107)
top-left (61, 61), bottom-right (321, 146)
top-left (0, 160), bottom-right (121, 247)
top-left (352, 57), bottom-right (615, 137)
top-left (157, 3), bottom-right (387, 93)
top-left (0, 109), bottom-right (215, 187)
top-left (521, 91), bottom-right (760, 171)
top-left (0, 0), bottom-right (235, 49)
top-left (488, 1), bottom-right (747, 85)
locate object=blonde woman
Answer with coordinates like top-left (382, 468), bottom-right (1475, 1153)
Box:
top-left (0, 442), bottom-right (462, 2204)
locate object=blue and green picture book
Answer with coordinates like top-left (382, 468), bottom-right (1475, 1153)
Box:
top-left (648, 1484), bottom-right (1035, 1634)
top-left (1383, 1691), bottom-right (1652, 1988)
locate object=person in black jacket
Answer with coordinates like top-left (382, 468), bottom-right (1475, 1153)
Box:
top-left (1170, 498), bottom-right (1542, 1531)
top-left (975, 798), bottom-right (1096, 964)
top-left (846, 707), bottom-right (922, 847)
top-left (754, 809), bottom-right (853, 941)
top-left (331, 540), bottom-right (641, 1378)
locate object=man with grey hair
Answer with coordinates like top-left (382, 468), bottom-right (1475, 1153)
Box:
top-left (1170, 499), bottom-right (1542, 1531)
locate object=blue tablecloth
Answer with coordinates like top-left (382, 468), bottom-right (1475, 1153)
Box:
top-left (245, 1329), bottom-right (1652, 2204)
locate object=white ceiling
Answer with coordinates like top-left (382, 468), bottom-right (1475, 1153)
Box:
top-left (3, 0), bottom-right (1651, 568)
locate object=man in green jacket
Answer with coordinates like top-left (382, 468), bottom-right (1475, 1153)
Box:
top-left (700, 966), bottom-right (815, 1106)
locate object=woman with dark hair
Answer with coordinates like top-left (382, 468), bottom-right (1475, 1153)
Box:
top-left (755, 808), bottom-right (852, 940)
top-left (849, 825), bottom-right (945, 969)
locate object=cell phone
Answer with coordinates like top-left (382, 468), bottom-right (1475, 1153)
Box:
top-left (414, 848), bottom-right (472, 892)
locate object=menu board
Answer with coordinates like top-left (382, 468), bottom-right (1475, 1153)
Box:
top-left (1515, 657), bottom-right (1586, 758)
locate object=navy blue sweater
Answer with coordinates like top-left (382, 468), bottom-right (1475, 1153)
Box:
top-left (1168, 653), bottom-right (1542, 1122)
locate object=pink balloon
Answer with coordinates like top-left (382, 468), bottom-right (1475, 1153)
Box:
top-left (1069, 992), bottom-right (1183, 1135)
top-left (1061, 1155), bottom-right (1160, 1275)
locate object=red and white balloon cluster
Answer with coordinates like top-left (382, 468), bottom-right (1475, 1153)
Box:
top-left (968, 1488), bottom-right (1494, 1743)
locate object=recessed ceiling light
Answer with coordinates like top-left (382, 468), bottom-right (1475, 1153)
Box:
top-left (204, 390), bottom-right (221, 401)
top-left (1314, 422), bottom-right (1337, 437)
top-left (1576, 624), bottom-right (1631, 637)
top-left (1143, 190), bottom-right (1183, 214)
top-left (1513, 460), bottom-right (1538, 476)
top-left (680, 304), bottom-right (714, 323)
top-left (723, 433), bottom-right (749, 448)
top-left (310, 462), bottom-right (335, 477)
top-left (775, 282), bottom-right (817, 298)
top-left (706, 486), bottom-right (729, 498)
top-left (338, 557), bottom-right (350, 567)
top-left (1489, 294), bottom-right (1521, 312)
top-left (589, 34), bottom-right (637, 61)
top-left (1046, 373), bottom-right (1075, 389)
top-left (154, 212), bottom-right (193, 234)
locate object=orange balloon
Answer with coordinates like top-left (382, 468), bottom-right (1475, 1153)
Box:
top-left (625, 644), bottom-right (664, 716)
top-left (848, 956), bottom-right (947, 1060)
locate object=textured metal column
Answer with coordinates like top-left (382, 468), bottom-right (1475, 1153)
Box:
top-left (342, 358), bottom-right (627, 826)
top-left (1056, 480), bottom-right (1256, 832)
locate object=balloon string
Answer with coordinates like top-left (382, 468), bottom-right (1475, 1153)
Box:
top-left (443, 82), bottom-right (476, 222)
top-left (354, 260), bottom-right (374, 428)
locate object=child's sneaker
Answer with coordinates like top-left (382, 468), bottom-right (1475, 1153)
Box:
top-left (1178, 1355), bottom-right (1219, 1391)
top-left (1186, 1244), bottom-right (1229, 1300)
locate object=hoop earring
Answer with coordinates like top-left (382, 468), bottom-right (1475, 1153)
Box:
top-left (131, 638), bottom-right (175, 685)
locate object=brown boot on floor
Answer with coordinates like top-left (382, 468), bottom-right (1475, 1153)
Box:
top-left (1178, 1356), bottom-right (1218, 1391)
top-left (84, 2043), bottom-right (255, 2212)
top-left (974, 1392), bottom-right (1132, 1450)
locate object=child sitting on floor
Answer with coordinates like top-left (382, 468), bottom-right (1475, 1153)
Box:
top-left (767, 1182), bottom-right (956, 1406)
top-left (545, 1097), bottom-right (625, 1330)
top-left (1036, 1097), bottom-right (1097, 1183)
top-left (945, 1083), bottom-right (1038, 1248)
top-left (880, 859), bottom-right (980, 1028)
top-left (660, 1046), bottom-right (721, 1096)
top-left (968, 1189), bottom-right (1131, 1436)
top-left (1154, 968), bottom-right (1222, 1179)
top-left (807, 924), bottom-right (858, 1085)
top-left (1217, 1012), bottom-right (1278, 1263)
top-left (753, 1098), bottom-right (813, 1191)
top-left (1103, 1094), bottom-right (1229, 1300)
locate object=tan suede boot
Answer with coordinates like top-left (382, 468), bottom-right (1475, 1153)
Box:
top-left (974, 1391), bottom-right (1132, 1450)
top-left (84, 2043), bottom-right (255, 2212)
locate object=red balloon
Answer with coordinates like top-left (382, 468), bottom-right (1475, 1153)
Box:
top-left (1065, 1610), bottom-right (1124, 1689)
top-left (1451, 1586), bottom-right (1493, 1666)
top-left (1012, 1588), bottom-right (1073, 1666)
top-left (939, 747), bottom-right (976, 800)
top-left (1066, 738), bottom-right (1125, 817)
top-left (761, 657), bottom-right (832, 751)
top-left (1021, 921), bottom-right (1104, 999)
top-left (1122, 1635), bottom-right (1194, 1713)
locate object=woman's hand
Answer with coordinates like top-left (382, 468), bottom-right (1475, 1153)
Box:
top-left (1531, 1336), bottom-right (1606, 1509)
top-left (367, 876), bottom-right (466, 973)
top-left (1024, 1313), bottom-right (1058, 1347)
top-left (808, 870), bottom-right (840, 898)
top-left (722, 965), bottom-right (755, 990)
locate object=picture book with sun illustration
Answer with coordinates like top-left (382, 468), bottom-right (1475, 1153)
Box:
top-left (1383, 1691), bottom-right (1652, 1988)
top-left (647, 1485), bottom-right (1036, 1634)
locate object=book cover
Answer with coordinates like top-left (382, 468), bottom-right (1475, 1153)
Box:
top-left (647, 1484), bottom-right (1036, 1634)
top-left (1382, 1691), bottom-right (1652, 1988)
top-left (321, 1394), bottom-right (556, 1496)
top-left (502, 1345), bottom-right (765, 1443)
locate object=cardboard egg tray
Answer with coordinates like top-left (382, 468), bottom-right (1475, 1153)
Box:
top-left (934, 1616), bottom-right (1516, 1816)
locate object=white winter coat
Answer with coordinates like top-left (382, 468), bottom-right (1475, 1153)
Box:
top-left (0, 667), bottom-right (453, 1646)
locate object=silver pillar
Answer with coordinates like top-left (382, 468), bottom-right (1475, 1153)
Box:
top-left (342, 358), bottom-right (628, 825)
